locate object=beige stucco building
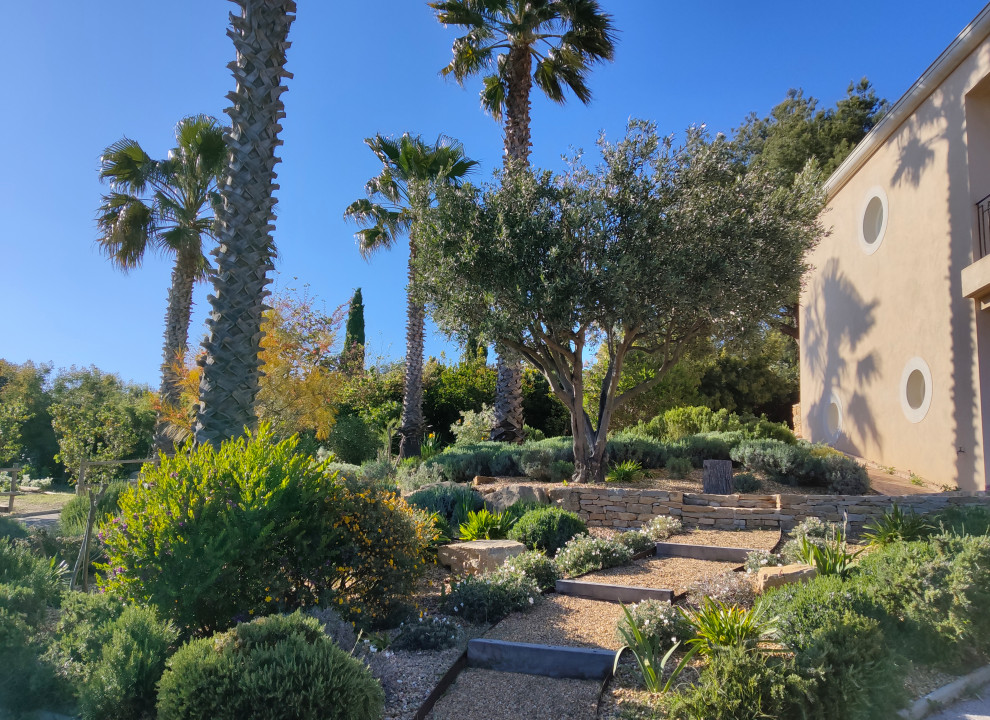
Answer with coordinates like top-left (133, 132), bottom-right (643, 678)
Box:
top-left (800, 4), bottom-right (990, 492)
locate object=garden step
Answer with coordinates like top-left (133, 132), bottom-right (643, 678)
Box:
top-left (467, 638), bottom-right (614, 680)
top-left (655, 541), bottom-right (757, 563)
top-left (555, 579), bottom-right (673, 603)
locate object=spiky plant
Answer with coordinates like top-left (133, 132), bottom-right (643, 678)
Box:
top-left (432, 0), bottom-right (617, 442)
top-left (193, 0), bottom-right (295, 447)
top-left (97, 116), bottom-right (224, 450)
top-left (344, 134), bottom-right (476, 458)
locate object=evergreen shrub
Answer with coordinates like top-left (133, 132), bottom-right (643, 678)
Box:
top-left (508, 506), bottom-right (586, 555)
top-left (156, 612), bottom-right (384, 720)
top-left (99, 428), bottom-right (433, 634)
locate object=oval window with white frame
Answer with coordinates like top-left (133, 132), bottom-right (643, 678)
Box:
top-left (900, 357), bottom-right (933, 423)
top-left (822, 390), bottom-right (842, 443)
top-left (858, 186), bottom-right (888, 255)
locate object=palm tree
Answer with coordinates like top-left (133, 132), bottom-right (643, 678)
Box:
top-left (97, 115), bottom-right (225, 450)
top-left (432, 0), bottom-right (616, 441)
top-left (193, 0), bottom-right (296, 447)
top-left (344, 134), bottom-right (477, 458)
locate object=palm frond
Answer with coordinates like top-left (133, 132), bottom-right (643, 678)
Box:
top-left (99, 138), bottom-right (156, 193)
top-left (95, 193), bottom-right (155, 270)
top-left (480, 73), bottom-right (507, 119)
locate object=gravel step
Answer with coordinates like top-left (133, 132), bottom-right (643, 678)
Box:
top-left (426, 667), bottom-right (601, 720)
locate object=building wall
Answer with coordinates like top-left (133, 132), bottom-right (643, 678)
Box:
top-left (800, 40), bottom-right (990, 491)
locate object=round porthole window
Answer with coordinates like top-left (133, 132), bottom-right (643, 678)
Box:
top-left (823, 390), bottom-right (842, 442)
top-left (858, 187), bottom-right (888, 255)
top-left (900, 357), bottom-right (932, 423)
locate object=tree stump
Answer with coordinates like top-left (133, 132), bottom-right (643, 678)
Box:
top-left (703, 460), bottom-right (733, 494)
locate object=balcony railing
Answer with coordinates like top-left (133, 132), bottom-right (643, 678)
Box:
top-left (978, 193), bottom-right (990, 258)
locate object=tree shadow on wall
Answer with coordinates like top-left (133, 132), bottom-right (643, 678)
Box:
top-left (804, 259), bottom-right (881, 454)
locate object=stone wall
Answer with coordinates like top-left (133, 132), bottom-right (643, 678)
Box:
top-left (545, 485), bottom-right (990, 536)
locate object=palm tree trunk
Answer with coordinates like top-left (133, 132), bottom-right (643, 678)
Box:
top-left (503, 45), bottom-right (533, 166)
top-left (193, 0), bottom-right (295, 447)
top-left (153, 257), bottom-right (196, 452)
top-left (490, 44), bottom-right (533, 444)
top-left (399, 242), bottom-right (425, 459)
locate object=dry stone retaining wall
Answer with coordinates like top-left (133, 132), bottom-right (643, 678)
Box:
top-left (544, 485), bottom-right (990, 536)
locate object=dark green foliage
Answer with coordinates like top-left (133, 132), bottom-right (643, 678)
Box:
top-left (0, 541), bottom-right (63, 623)
top-left (732, 472), bottom-right (761, 493)
top-left (156, 612), bottom-right (384, 720)
top-left (0, 607), bottom-right (64, 713)
top-left (791, 610), bottom-right (904, 720)
top-left (616, 531), bottom-right (656, 555)
top-left (59, 480), bottom-right (130, 536)
top-left (324, 412), bottom-right (378, 465)
top-left (931, 504), bottom-right (990, 537)
top-left (46, 591), bottom-right (126, 686)
top-left (0, 516), bottom-right (28, 541)
top-left (406, 483), bottom-right (484, 528)
top-left (670, 434), bottom-right (732, 467)
top-left (731, 439), bottom-right (869, 493)
top-left (391, 615), bottom-right (459, 651)
top-left (100, 428), bottom-right (432, 634)
top-left (667, 646), bottom-right (812, 720)
top-left (606, 433), bottom-right (668, 469)
top-left (852, 535), bottom-right (990, 667)
top-left (79, 604), bottom-right (179, 720)
top-left (508, 506), bottom-right (587, 555)
top-left (440, 570), bottom-right (541, 624)
top-left (428, 437), bottom-right (574, 481)
top-left (500, 550), bottom-right (560, 592)
top-left (550, 460), bottom-right (574, 482)
top-left (666, 456), bottom-right (693, 479)
top-left (342, 288), bottom-right (366, 375)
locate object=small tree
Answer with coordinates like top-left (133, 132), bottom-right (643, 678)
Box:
top-left (49, 367), bottom-right (156, 484)
top-left (416, 121), bottom-right (824, 482)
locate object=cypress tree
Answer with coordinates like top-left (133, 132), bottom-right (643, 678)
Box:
top-left (344, 288), bottom-right (365, 374)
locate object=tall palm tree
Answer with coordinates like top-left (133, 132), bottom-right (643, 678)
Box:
top-left (193, 0), bottom-right (295, 447)
top-left (344, 134), bottom-right (477, 458)
top-left (432, 0), bottom-right (616, 442)
top-left (97, 114), bottom-right (225, 450)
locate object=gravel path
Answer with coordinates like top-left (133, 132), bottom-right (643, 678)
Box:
top-left (926, 682), bottom-right (990, 720)
top-left (427, 668), bottom-right (601, 720)
top-left (485, 594), bottom-right (626, 649)
top-left (664, 528), bottom-right (779, 549)
top-left (581, 556), bottom-right (740, 594)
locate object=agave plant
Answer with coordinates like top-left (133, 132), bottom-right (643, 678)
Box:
top-left (797, 529), bottom-right (861, 577)
top-left (607, 460), bottom-right (644, 484)
top-left (614, 603), bottom-right (698, 694)
top-left (681, 598), bottom-right (778, 656)
top-left (862, 504), bottom-right (934, 546)
top-left (458, 508), bottom-right (517, 540)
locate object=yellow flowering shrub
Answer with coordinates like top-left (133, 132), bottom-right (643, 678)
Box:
top-left (98, 427), bottom-right (432, 635)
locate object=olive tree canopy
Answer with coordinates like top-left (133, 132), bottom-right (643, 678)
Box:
top-left (415, 121), bottom-right (824, 482)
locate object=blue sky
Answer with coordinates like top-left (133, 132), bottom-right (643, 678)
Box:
top-left (2, 1), bottom-right (986, 388)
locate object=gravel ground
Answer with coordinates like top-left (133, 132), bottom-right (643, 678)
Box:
top-left (580, 556), bottom-right (741, 594)
top-left (427, 668), bottom-right (602, 720)
top-left (663, 528), bottom-right (780, 549)
top-left (485, 594), bottom-right (626, 649)
top-left (381, 645), bottom-right (469, 720)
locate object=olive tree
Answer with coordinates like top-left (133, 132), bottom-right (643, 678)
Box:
top-left (415, 121), bottom-right (824, 482)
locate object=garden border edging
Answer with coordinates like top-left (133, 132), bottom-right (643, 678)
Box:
top-left (899, 663), bottom-right (990, 719)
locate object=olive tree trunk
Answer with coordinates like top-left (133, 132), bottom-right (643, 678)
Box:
top-left (193, 0), bottom-right (295, 447)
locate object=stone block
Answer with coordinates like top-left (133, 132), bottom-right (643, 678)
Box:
top-left (473, 476), bottom-right (500, 486)
top-left (438, 540), bottom-right (526, 575)
top-left (485, 484), bottom-right (549, 512)
top-left (755, 564), bottom-right (817, 593)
